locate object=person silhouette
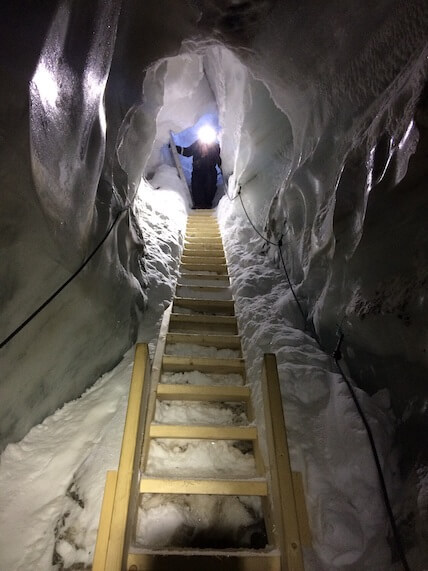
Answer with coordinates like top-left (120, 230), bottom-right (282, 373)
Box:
top-left (174, 125), bottom-right (221, 209)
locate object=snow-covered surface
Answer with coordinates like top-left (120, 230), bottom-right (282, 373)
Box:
top-left (165, 343), bottom-right (240, 359)
top-left (1, 173), bottom-right (426, 567)
top-left (145, 438), bottom-right (256, 478)
top-left (161, 371), bottom-right (244, 386)
top-left (0, 178), bottom-right (187, 570)
top-left (1, 1), bottom-right (427, 568)
top-left (135, 494), bottom-right (264, 549)
top-left (217, 196), bottom-right (405, 569)
top-left (154, 400), bottom-right (247, 426)
top-left (176, 285), bottom-right (232, 299)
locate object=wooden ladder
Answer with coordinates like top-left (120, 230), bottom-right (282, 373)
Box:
top-left (93, 210), bottom-right (311, 571)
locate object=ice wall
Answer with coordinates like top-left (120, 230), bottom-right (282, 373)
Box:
top-left (194, 1), bottom-right (428, 479)
top-left (0, 2), bottom-right (140, 449)
top-left (1, 2), bottom-right (427, 538)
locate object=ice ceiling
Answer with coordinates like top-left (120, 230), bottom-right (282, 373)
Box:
top-left (1, 0), bottom-right (427, 519)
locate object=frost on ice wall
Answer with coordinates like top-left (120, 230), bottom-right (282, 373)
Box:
top-left (0, 0), bottom-right (427, 559)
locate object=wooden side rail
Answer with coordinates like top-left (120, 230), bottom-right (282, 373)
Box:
top-left (262, 353), bottom-right (306, 571)
top-left (93, 343), bottom-right (150, 571)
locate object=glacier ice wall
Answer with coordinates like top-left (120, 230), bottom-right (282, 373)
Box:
top-left (1, 0), bottom-right (427, 517)
top-left (195, 0), bottom-right (428, 474)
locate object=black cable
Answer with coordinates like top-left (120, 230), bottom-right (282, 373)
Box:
top-left (227, 180), bottom-right (411, 569)
top-left (277, 237), bottom-right (307, 324)
top-left (219, 167), bottom-right (240, 202)
top-left (334, 353), bottom-right (411, 571)
top-left (0, 207), bottom-right (130, 351)
top-left (237, 190), bottom-right (279, 246)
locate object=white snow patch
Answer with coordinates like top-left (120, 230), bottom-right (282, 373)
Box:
top-left (145, 438), bottom-right (256, 478)
top-left (154, 400), bottom-right (247, 425)
top-left (160, 371), bottom-right (244, 386)
top-left (136, 494), bottom-right (264, 549)
top-left (0, 176), bottom-right (187, 570)
top-left (165, 342), bottom-right (240, 359)
top-left (217, 194), bottom-right (400, 570)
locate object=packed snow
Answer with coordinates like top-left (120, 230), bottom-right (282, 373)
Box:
top-left (0, 173), bottom-right (187, 570)
top-left (0, 167), bottom-right (424, 568)
top-left (135, 494), bottom-right (265, 549)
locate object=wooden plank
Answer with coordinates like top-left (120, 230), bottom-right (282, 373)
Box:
top-left (168, 313), bottom-right (238, 334)
top-left (176, 284), bottom-right (231, 294)
top-left (166, 332), bottom-right (240, 348)
top-left (169, 313), bottom-right (237, 326)
top-left (183, 249), bottom-right (224, 257)
top-left (162, 355), bottom-right (245, 375)
top-left (141, 305), bottom-right (172, 470)
top-left (150, 424), bottom-right (258, 440)
top-left (127, 551), bottom-right (281, 571)
top-left (156, 383), bottom-right (250, 402)
top-left (262, 353), bottom-right (305, 571)
top-left (186, 230), bottom-right (221, 236)
top-left (182, 243), bottom-right (224, 251)
top-left (185, 225), bottom-right (219, 229)
top-left (185, 235), bottom-right (222, 241)
top-left (104, 344), bottom-right (150, 571)
top-left (186, 221), bottom-right (219, 227)
top-left (92, 471), bottom-right (118, 571)
top-left (181, 255), bottom-right (226, 265)
top-left (292, 472), bottom-right (312, 546)
top-left (182, 250), bottom-right (225, 257)
top-left (173, 298), bottom-right (234, 314)
top-left (184, 236), bottom-right (223, 248)
top-left (179, 272), bottom-right (230, 281)
top-left (179, 262), bottom-right (228, 273)
top-left (139, 477), bottom-right (267, 496)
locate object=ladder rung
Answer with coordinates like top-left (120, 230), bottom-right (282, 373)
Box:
top-left (162, 355), bottom-right (245, 374)
top-left (139, 477), bottom-right (267, 495)
top-left (186, 222), bottom-right (219, 229)
top-left (183, 252), bottom-right (225, 260)
top-left (186, 230), bottom-right (221, 236)
top-left (179, 262), bottom-right (228, 273)
top-left (168, 314), bottom-right (238, 333)
top-left (179, 272), bottom-right (230, 281)
top-left (157, 383), bottom-right (250, 402)
top-left (149, 424), bottom-right (257, 440)
top-left (183, 249), bottom-right (224, 257)
top-left (183, 243), bottom-right (224, 251)
top-left (185, 238), bottom-right (223, 245)
top-left (169, 314), bottom-right (237, 325)
top-left (181, 255), bottom-right (226, 265)
top-left (174, 298), bottom-right (234, 314)
top-left (176, 284), bottom-right (231, 293)
top-left (127, 551), bottom-right (281, 571)
top-left (166, 332), bottom-right (240, 348)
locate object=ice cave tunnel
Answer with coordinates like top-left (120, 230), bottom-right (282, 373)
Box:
top-left (0, 1), bottom-right (428, 569)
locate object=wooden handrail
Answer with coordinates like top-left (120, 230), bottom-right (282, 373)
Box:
top-left (100, 343), bottom-right (150, 571)
top-left (262, 353), bottom-right (305, 571)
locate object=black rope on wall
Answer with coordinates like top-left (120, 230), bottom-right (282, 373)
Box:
top-left (226, 181), bottom-right (411, 571)
top-left (0, 207), bottom-right (130, 351)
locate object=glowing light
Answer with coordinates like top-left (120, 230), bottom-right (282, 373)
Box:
top-left (32, 62), bottom-right (58, 108)
top-left (197, 124), bottom-right (217, 144)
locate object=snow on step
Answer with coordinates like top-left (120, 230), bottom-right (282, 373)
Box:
top-left (176, 285), bottom-right (232, 300)
top-left (154, 400), bottom-right (248, 426)
top-left (145, 438), bottom-right (257, 478)
top-left (166, 333), bottom-right (240, 349)
top-left (165, 342), bottom-right (241, 359)
top-left (160, 371), bottom-right (245, 386)
top-left (135, 494), bottom-right (265, 549)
